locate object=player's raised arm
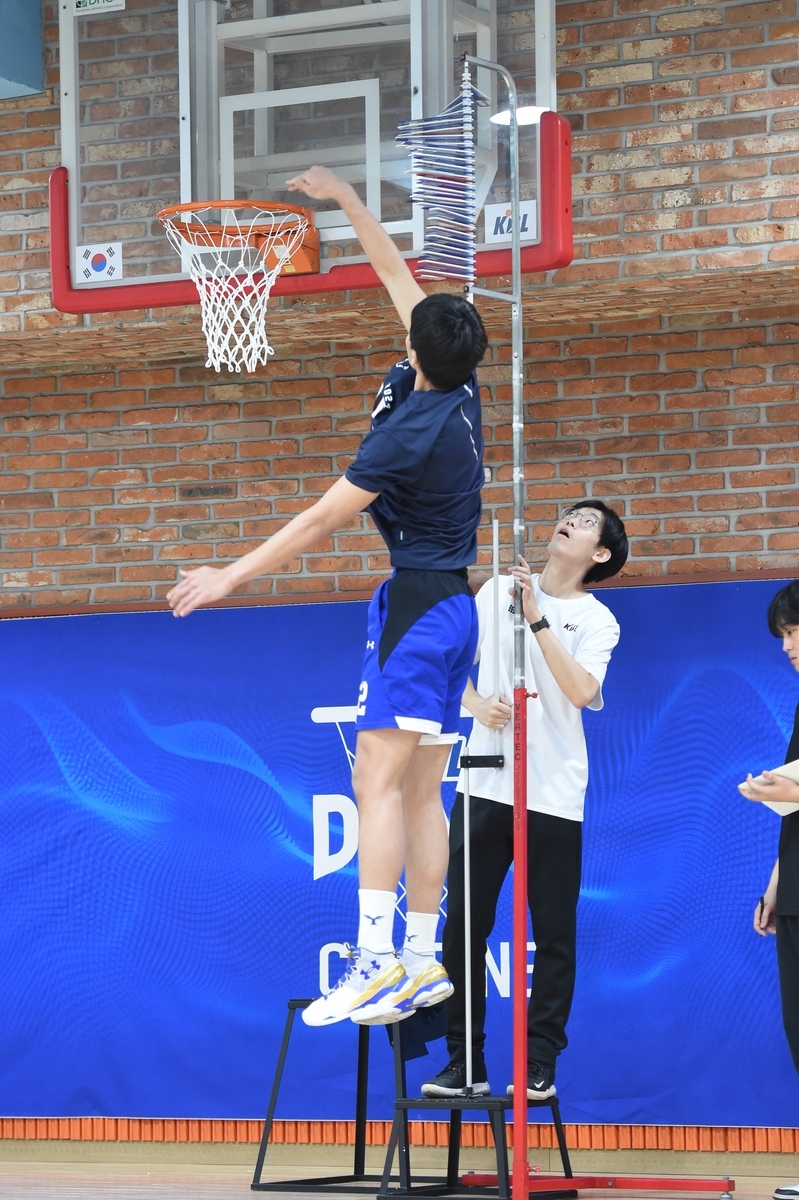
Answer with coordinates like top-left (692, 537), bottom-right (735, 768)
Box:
top-left (286, 165), bottom-right (425, 331)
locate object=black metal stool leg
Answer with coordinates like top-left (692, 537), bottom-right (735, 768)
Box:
top-left (353, 1024), bottom-right (370, 1177)
top-left (392, 1022), bottom-right (412, 1191)
top-left (252, 1002), bottom-right (299, 1186)
top-left (490, 1110), bottom-right (511, 1200)
top-left (379, 1115), bottom-right (402, 1197)
top-left (252, 1002), bottom-right (382, 1194)
top-left (550, 1098), bottom-right (573, 1178)
top-left (446, 1110), bottom-right (462, 1188)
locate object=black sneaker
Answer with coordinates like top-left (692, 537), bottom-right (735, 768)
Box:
top-left (506, 1060), bottom-right (556, 1100)
top-left (421, 1060), bottom-right (490, 1098)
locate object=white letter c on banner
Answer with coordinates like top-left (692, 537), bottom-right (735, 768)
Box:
top-left (312, 793), bottom-right (359, 880)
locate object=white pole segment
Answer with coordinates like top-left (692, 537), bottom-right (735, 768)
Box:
top-left (466, 50), bottom-right (527, 1199)
top-left (493, 516), bottom-right (501, 757)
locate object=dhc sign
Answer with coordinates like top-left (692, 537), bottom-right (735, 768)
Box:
top-left (74, 0), bottom-right (126, 12)
top-left (483, 200), bottom-right (537, 244)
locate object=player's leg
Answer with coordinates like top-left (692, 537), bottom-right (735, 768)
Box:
top-left (397, 591), bottom-right (482, 1018)
top-left (397, 739), bottom-right (454, 1008)
top-left (517, 810), bottom-right (582, 1099)
top-left (401, 741), bottom-right (452, 910)
top-left (354, 726), bottom-right (426, 894)
top-left (351, 580), bottom-right (478, 1025)
top-left (303, 727), bottom-right (420, 1028)
top-left (349, 735), bottom-right (454, 1026)
top-left (305, 570), bottom-right (477, 1028)
top-left (346, 728), bottom-right (444, 1024)
top-left (423, 793), bottom-right (513, 1097)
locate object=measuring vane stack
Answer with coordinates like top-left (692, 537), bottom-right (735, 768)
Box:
top-left (396, 62), bottom-right (488, 283)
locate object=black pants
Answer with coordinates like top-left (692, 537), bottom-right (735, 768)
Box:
top-left (777, 915), bottom-right (799, 1072)
top-left (442, 792), bottom-right (582, 1068)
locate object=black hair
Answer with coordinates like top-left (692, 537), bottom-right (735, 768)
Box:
top-left (768, 581), bottom-right (799, 636)
top-left (565, 500), bottom-right (629, 584)
top-left (408, 293), bottom-right (488, 392)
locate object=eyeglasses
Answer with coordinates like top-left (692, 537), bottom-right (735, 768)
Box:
top-left (561, 508), bottom-right (600, 531)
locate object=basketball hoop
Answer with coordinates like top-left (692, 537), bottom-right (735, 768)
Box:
top-left (157, 200), bottom-right (319, 374)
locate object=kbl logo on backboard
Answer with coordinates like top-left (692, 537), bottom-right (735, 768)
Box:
top-left (483, 200), bottom-right (538, 244)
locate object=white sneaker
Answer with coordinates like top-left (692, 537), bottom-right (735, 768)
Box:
top-left (405, 958), bottom-right (454, 1009)
top-left (774, 1186), bottom-right (799, 1199)
top-left (349, 960), bottom-right (416, 1026)
top-left (302, 946), bottom-right (406, 1027)
top-left (349, 954), bottom-right (455, 1027)
top-left (372, 952), bottom-right (454, 1023)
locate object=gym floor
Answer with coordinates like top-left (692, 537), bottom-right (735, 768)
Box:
top-left (0, 1162), bottom-right (787, 1200)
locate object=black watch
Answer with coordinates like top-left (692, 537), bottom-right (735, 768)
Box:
top-left (529, 616), bottom-right (550, 634)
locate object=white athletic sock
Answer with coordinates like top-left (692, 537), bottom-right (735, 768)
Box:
top-left (357, 889), bottom-right (397, 954)
top-left (402, 911), bottom-right (440, 964)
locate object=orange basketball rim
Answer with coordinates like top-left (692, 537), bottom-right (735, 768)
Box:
top-left (157, 199), bottom-right (320, 276)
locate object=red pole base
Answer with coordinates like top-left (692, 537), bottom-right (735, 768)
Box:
top-left (512, 686), bottom-right (530, 1200)
top-left (465, 1174), bottom-right (735, 1194)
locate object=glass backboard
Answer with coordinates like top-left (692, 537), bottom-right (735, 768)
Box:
top-left (54, 0), bottom-right (568, 306)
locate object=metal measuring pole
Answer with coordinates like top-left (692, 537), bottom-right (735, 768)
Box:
top-left (493, 517), bottom-right (501, 722)
top-left (460, 517), bottom-right (504, 1097)
top-left (464, 51), bottom-right (528, 1200)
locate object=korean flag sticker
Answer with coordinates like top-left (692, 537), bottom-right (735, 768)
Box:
top-left (77, 243), bottom-right (123, 282)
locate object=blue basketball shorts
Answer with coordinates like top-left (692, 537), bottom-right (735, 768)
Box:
top-left (355, 568), bottom-right (479, 744)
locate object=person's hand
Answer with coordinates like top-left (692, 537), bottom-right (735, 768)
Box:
top-left (166, 565), bottom-right (235, 617)
top-left (286, 165), bottom-right (345, 202)
top-left (472, 693), bottom-right (512, 730)
top-left (754, 890), bottom-right (777, 936)
top-left (508, 555), bottom-right (541, 625)
top-left (738, 770), bottom-right (799, 805)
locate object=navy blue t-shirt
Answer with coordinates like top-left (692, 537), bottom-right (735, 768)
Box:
top-left (345, 357), bottom-right (484, 571)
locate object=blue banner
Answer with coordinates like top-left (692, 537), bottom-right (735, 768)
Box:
top-left (0, 579), bottom-right (797, 1125)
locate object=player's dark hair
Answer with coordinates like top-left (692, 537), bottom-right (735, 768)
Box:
top-left (565, 500), bottom-right (629, 584)
top-left (408, 294), bottom-right (488, 392)
top-left (768, 581), bottom-right (799, 636)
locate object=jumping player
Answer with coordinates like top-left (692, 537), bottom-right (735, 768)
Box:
top-left (166, 166), bottom-right (488, 1028)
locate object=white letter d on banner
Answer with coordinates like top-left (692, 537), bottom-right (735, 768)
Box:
top-left (313, 794), bottom-right (359, 880)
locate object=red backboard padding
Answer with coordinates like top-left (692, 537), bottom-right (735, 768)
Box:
top-left (49, 111), bottom-right (572, 316)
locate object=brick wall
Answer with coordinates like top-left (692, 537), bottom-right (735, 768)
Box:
top-left (0, 0), bottom-right (796, 607)
top-left (519, 310), bottom-right (799, 579)
top-left (0, 308), bottom-right (797, 609)
top-left (547, 0), bottom-right (799, 280)
top-left (1, 0), bottom-right (799, 337)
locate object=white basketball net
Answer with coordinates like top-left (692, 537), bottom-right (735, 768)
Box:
top-left (159, 204), bottom-right (309, 374)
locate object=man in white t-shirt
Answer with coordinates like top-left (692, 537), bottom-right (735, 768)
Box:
top-left (422, 501), bottom-right (628, 1100)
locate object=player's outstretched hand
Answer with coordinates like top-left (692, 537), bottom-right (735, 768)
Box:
top-left (167, 565), bottom-right (234, 618)
top-left (286, 165), bottom-right (344, 202)
top-left (738, 770), bottom-right (799, 805)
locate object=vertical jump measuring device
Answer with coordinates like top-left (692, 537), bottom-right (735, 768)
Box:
top-left (400, 61), bottom-right (507, 1105)
top-left (399, 60), bottom-right (506, 1104)
top-left (400, 52), bottom-right (738, 1200)
top-left (463, 54), bottom-right (530, 1200)
top-left (399, 56), bottom-right (529, 1198)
